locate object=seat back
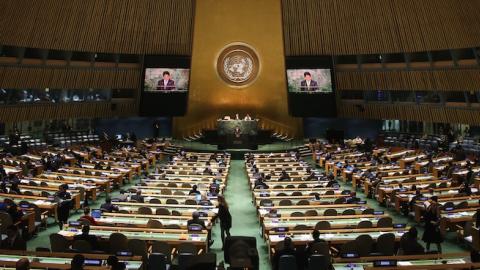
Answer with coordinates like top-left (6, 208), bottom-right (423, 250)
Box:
top-left (49, 233), bottom-right (69, 252)
top-left (128, 239), bottom-right (148, 258)
top-left (376, 233), bottom-right (395, 255)
top-left (279, 255), bottom-right (297, 270)
top-left (148, 254), bottom-right (167, 270)
top-left (72, 239), bottom-right (92, 252)
top-left (355, 234), bottom-right (374, 256)
top-left (109, 232), bottom-right (128, 253)
top-left (308, 254), bottom-right (329, 270)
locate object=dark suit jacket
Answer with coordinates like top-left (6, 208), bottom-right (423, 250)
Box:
top-left (156, 79), bottom-right (176, 90)
top-left (300, 80), bottom-right (319, 91)
top-left (187, 218), bottom-right (206, 229)
top-left (130, 195), bottom-right (144, 203)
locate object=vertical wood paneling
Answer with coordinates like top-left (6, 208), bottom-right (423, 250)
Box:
top-left (282, 0), bottom-right (480, 55)
top-left (0, 0), bottom-right (195, 55)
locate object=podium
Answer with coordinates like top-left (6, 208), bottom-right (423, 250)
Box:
top-left (217, 119), bottom-right (258, 149)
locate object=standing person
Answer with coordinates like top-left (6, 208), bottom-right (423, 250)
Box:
top-left (422, 196), bottom-right (443, 253)
top-left (217, 195), bottom-right (232, 249)
top-left (55, 184), bottom-right (72, 229)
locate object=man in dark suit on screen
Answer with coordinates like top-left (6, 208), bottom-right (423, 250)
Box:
top-left (156, 71), bottom-right (176, 90)
top-left (300, 71), bottom-right (319, 91)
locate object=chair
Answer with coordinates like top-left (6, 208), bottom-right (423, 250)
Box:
top-left (151, 241), bottom-right (173, 264)
top-left (362, 208), bottom-right (374, 215)
top-left (339, 240), bottom-right (358, 256)
top-left (376, 217), bottom-right (393, 228)
top-left (277, 193), bottom-right (287, 197)
top-left (165, 224), bottom-right (181, 229)
top-left (148, 253), bottom-right (167, 270)
top-left (161, 189), bottom-right (172, 195)
top-left (260, 199), bottom-right (273, 206)
top-left (174, 191), bottom-right (185, 195)
top-left (177, 242), bottom-right (198, 255)
top-left (128, 239), bottom-right (148, 259)
top-left (279, 200), bottom-right (292, 206)
top-left (442, 202), bottom-right (455, 210)
top-left (325, 190), bottom-right (335, 195)
top-left (308, 254), bottom-right (330, 270)
top-left (149, 198), bottom-right (161, 204)
top-left (279, 255), bottom-right (297, 270)
top-left (305, 210), bottom-right (318, 216)
top-left (41, 191), bottom-right (51, 197)
top-left (291, 191), bottom-right (302, 196)
top-left (40, 182), bottom-right (49, 187)
top-left (166, 199), bottom-right (179, 205)
top-left (357, 220), bottom-right (373, 229)
top-left (167, 183), bottom-right (177, 188)
top-left (293, 224), bottom-right (310, 230)
top-left (181, 183), bottom-right (192, 188)
top-left (156, 208), bottom-right (171, 216)
top-left (72, 240), bottom-right (92, 252)
top-left (323, 209), bottom-right (337, 216)
top-left (29, 181), bottom-right (38, 186)
top-left (49, 233), bottom-right (69, 252)
top-left (109, 233), bottom-right (128, 254)
top-left (342, 209), bottom-right (355, 215)
top-left (315, 221), bottom-right (331, 230)
top-left (290, 212), bottom-right (305, 217)
top-left (185, 199), bottom-right (197, 205)
top-left (455, 201), bottom-right (469, 210)
top-left (334, 197), bottom-right (346, 204)
top-left (171, 210), bottom-right (182, 216)
top-left (178, 253), bottom-right (194, 270)
top-left (355, 234), bottom-right (374, 257)
top-left (147, 219), bottom-right (163, 228)
top-left (375, 233), bottom-right (395, 255)
top-left (138, 207), bottom-right (153, 215)
top-left (297, 200), bottom-right (310, 206)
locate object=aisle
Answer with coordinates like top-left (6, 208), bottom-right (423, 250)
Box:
top-left (210, 159), bottom-right (272, 269)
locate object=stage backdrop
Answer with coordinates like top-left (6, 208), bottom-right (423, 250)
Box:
top-left (173, 0), bottom-right (302, 138)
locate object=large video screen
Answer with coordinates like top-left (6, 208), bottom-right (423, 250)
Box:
top-left (287, 69), bottom-right (332, 93)
top-left (144, 68), bottom-right (190, 92)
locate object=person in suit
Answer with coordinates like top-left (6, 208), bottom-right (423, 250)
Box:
top-left (73, 225), bottom-right (99, 250)
top-left (100, 198), bottom-right (119, 212)
top-left (300, 72), bottom-right (319, 91)
top-left (189, 185), bottom-right (201, 195)
top-left (422, 196), bottom-right (443, 253)
top-left (188, 212), bottom-right (214, 247)
top-left (272, 237), bottom-right (296, 270)
top-left (55, 184), bottom-right (72, 229)
top-left (1, 225), bottom-right (26, 250)
top-left (217, 195), bottom-right (232, 249)
top-left (304, 230), bottom-right (326, 259)
top-left (156, 71), bottom-right (176, 90)
top-left (400, 227), bottom-right (425, 255)
top-left (130, 190), bottom-right (144, 203)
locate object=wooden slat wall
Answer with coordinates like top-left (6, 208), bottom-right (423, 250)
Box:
top-left (336, 69), bottom-right (480, 91)
top-left (0, 0), bottom-right (194, 55)
top-left (338, 103), bottom-right (480, 124)
top-left (0, 102), bottom-right (137, 123)
top-left (0, 67), bottom-right (141, 89)
top-left (282, 0), bottom-right (480, 55)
